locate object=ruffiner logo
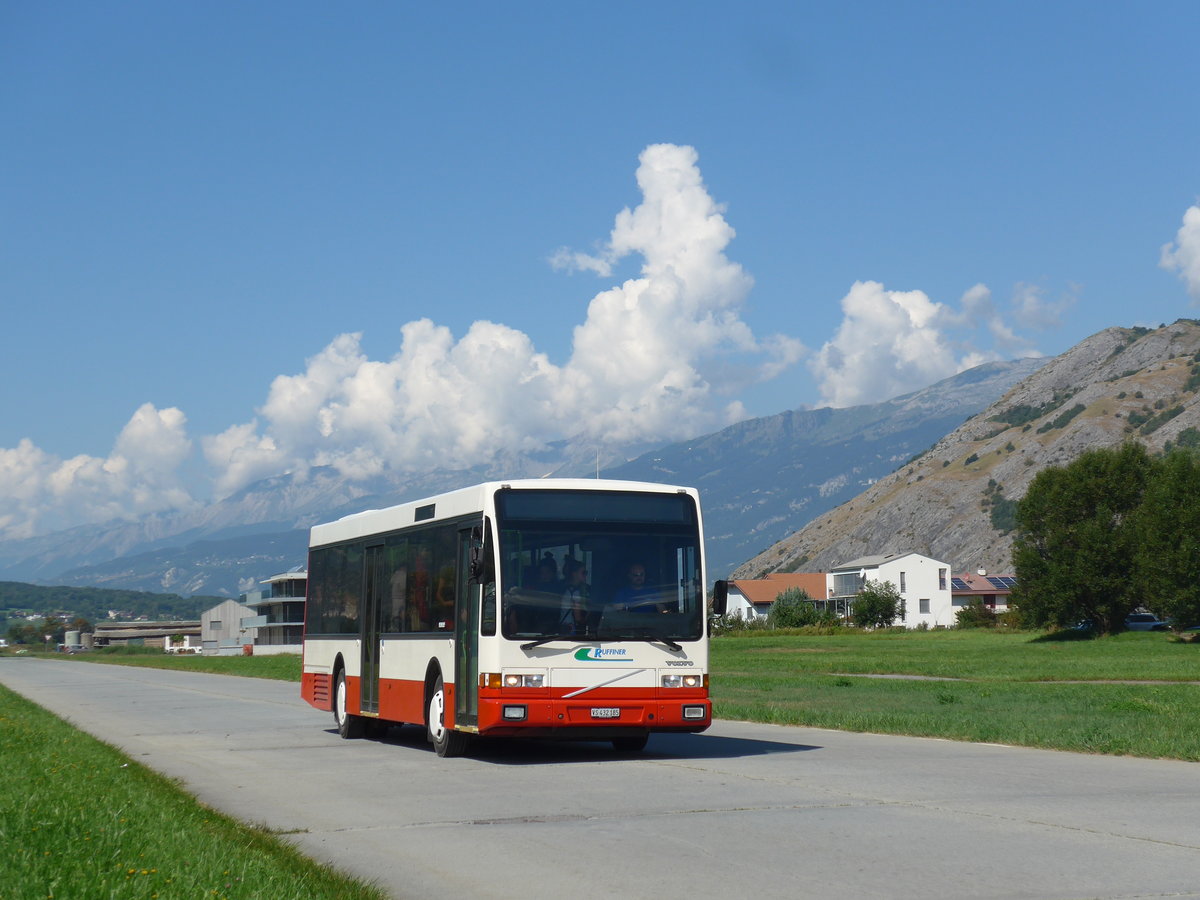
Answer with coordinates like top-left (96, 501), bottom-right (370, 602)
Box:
top-left (574, 647), bottom-right (629, 661)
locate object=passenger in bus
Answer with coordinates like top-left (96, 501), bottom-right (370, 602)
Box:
top-left (614, 562), bottom-right (667, 614)
top-left (559, 557), bottom-right (590, 634)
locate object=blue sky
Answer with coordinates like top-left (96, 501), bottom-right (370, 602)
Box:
top-left (3, 1), bottom-right (1200, 538)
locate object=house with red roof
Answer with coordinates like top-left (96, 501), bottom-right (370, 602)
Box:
top-left (950, 571), bottom-right (1015, 613)
top-left (726, 572), bottom-right (829, 621)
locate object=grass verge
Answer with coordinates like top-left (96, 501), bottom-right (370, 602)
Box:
top-left (712, 630), bottom-right (1200, 760)
top-left (0, 683), bottom-right (385, 900)
top-left (39, 646), bottom-right (302, 681)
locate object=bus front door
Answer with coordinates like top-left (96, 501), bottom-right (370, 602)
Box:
top-left (360, 543), bottom-right (385, 715)
top-left (454, 530), bottom-right (479, 728)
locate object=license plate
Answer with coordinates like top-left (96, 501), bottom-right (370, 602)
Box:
top-left (590, 707), bottom-right (620, 719)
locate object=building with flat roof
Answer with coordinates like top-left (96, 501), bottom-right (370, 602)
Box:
top-left (93, 620), bottom-right (201, 649)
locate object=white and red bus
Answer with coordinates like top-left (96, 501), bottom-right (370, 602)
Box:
top-left (301, 479), bottom-right (727, 756)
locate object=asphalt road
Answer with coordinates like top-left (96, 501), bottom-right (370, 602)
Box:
top-left (2, 656), bottom-right (1199, 900)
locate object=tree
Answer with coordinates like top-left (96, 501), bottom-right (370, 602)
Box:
top-left (768, 587), bottom-right (817, 628)
top-left (851, 580), bottom-right (902, 629)
top-left (1135, 449), bottom-right (1200, 630)
top-left (1011, 443), bottom-right (1155, 634)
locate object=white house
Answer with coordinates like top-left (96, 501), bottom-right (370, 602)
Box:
top-left (829, 552), bottom-right (955, 628)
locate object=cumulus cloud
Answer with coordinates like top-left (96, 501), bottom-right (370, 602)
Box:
top-left (810, 282), bottom-right (964, 408)
top-left (0, 404), bottom-right (194, 539)
top-left (809, 281), bottom-right (1045, 409)
top-left (9, 143), bottom-right (808, 531)
top-left (1161, 203), bottom-right (1200, 301)
top-left (205, 144), bottom-right (806, 496)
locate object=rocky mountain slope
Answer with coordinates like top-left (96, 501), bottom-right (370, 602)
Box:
top-left (733, 320), bottom-right (1200, 580)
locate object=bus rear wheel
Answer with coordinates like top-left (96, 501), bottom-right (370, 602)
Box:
top-left (334, 669), bottom-right (364, 739)
top-left (427, 674), bottom-right (470, 758)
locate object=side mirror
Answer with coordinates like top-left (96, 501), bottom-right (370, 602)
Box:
top-left (468, 522), bottom-right (494, 584)
top-left (469, 546), bottom-right (482, 582)
top-left (712, 580), bottom-right (728, 617)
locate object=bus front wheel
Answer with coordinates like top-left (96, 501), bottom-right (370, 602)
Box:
top-left (427, 674), bottom-right (470, 758)
top-left (334, 669), bottom-right (364, 740)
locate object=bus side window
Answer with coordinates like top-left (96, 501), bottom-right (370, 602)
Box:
top-left (385, 538), bottom-right (407, 633)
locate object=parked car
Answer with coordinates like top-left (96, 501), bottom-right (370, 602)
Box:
top-left (1124, 613), bottom-right (1170, 631)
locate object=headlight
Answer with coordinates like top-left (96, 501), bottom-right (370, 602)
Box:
top-left (661, 673), bottom-right (703, 688)
top-left (502, 673), bottom-right (545, 688)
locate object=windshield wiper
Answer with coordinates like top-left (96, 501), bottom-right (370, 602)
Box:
top-left (633, 634), bottom-right (682, 652)
top-left (521, 630), bottom-right (682, 652)
top-left (520, 634), bottom-right (581, 651)
top-left (595, 629), bottom-right (682, 652)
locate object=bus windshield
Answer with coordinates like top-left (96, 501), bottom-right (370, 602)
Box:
top-left (495, 489), bottom-right (703, 643)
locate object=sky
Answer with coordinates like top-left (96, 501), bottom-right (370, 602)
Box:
top-left (3, 1), bottom-right (1200, 540)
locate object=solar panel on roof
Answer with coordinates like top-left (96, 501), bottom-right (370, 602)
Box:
top-left (987, 576), bottom-right (1017, 589)
top-left (951, 578), bottom-right (971, 591)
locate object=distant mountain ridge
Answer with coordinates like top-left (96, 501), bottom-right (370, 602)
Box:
top-left (0, 356), bottom-right (1043, 595)
top-left (734, 320), bottom-right (1200, 580)
top-left (607, 357), bottom-right (1047, 577)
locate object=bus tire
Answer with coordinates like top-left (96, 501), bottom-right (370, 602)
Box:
top-left (612, 733), bottom-right (649, 753)
top-left (427, 674), bottom-right (470, 758)
top-left (334, 668), bottom-right (364, 739)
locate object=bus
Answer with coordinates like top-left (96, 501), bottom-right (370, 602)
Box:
top-left (300, 479), bottom-right (728, 756)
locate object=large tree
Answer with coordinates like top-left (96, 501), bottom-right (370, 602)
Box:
top-left (1135, 449), bottom-right (1200, 630)
top-left (1011, 443), bottom-right (1155, 634)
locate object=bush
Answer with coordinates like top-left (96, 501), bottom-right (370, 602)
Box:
top-left (955, 599), bottom-right (999, 629)
top-left (710, 612), bottom-right (770, 635)
top-left (769, 587), bottom-right (817, 628)
top-left (997, 608), bottom-right (1024, 629)
top-left (851, 580), bottom-right (902, 629)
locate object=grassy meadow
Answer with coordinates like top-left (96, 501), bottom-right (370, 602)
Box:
top-left (0, 683), bottom-right (384, 900)
top-left (711, 629), bottom-right (1200, 760)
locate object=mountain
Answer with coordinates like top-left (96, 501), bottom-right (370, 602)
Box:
top-left (0, 440), bottom-right (654, 596)
top-left (605, 357), bottom-right (1047, 578)
top-left (0, 357), bottom-right (1045, 595)
top-left (733, 320), bottom-right (1200, 580)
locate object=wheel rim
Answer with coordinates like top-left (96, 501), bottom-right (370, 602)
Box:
top-left (336, 675), bottom-right (347, 726)
top-left (428, 687), bottom-right (445, 742)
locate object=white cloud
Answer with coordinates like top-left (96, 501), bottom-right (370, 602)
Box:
top-left (1161, 203), bottom-right (1200, 301)
top-left (809, 277), bottom-right (1054, 409)
top-left (206, 144), bottom-right (806, 496)
top-left (810, 282), bottom-right (965, 408)
top-left (0, 405), bottom-right (194, 539)
top-left (1010, 282), bottom-right (1074, 331)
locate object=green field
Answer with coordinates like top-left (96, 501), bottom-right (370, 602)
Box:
top-left (0, 682), bottom-right (384, 900)
top-left (711, 629), bottom-right (1200, 760)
